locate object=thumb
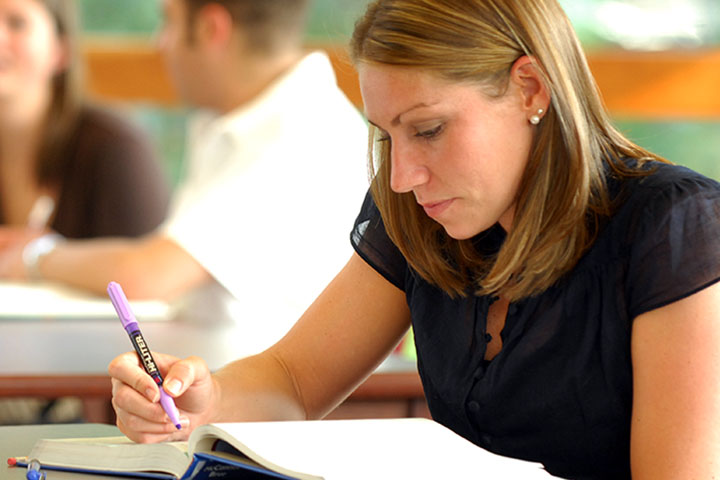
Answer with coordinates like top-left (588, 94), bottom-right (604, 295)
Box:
top-left (163, 355), bottom-right (210, 397)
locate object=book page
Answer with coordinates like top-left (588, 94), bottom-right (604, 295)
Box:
top-left (190, 418), bottom-right (561, 480)
top-left (190, 427), bottom-right (322, 480)
top-left (29, 436), bottom-right (189, 478)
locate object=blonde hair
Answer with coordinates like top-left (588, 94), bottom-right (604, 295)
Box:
top-left (350, 0), bottom-right (665, 301)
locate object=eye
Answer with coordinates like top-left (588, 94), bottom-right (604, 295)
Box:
top-left (414, 124), bottom-right (443, 140)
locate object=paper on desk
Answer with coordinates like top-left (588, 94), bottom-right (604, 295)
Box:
top-left (0, 281), bottom-right (170, 321)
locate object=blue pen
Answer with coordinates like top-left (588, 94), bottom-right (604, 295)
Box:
top-left (107, 281), bottom-right (182, 430)
top-left (26, 459), bottom-right (44, 480)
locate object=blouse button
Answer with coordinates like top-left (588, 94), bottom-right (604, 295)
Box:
top-left (468, 401), bottom-right (481, 413)
top-left (484, 333), bottom-right (492, 343)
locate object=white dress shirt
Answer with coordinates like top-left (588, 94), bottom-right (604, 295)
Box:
top-left (161, 51), bottom-right (370, 355)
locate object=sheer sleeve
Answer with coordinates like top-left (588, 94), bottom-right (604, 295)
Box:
top-left (625, 166), bottom-right (720, 319)
top-left (350, 190), bottom-right (408, 291)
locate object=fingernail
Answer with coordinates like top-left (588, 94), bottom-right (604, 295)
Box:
top-left (165, 379), bottom-right (182, 396)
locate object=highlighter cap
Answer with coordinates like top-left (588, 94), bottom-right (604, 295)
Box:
top-left (107, 281), bottom-right (138, 331)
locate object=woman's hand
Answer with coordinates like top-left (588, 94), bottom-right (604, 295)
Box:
top-left (0, 226), bottom-right (50, 279)
top-left (108, 351), bottom-right (218, 443)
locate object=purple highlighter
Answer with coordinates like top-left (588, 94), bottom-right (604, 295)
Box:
top-left (107, 281), bottom-right (181, 430)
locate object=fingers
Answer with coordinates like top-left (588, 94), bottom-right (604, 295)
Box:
top-left (116, 415), bottom-right (189, 444)
top-left (109, 351), bottom-right (184, 442)
top-left (112, 378), bottom-right (183, 443)
top-left (0, 227), bottom-right (23, 249)
top-left (109, 352), bottom-right (210, 442)
top-left (109, 352), bottom-right (160, 402)
top-left (109, 352), bottom-right (169, 441)
top-left (164, 355), bottom-right (211, 398)
top-left (0, 227), bottom-right (43, 250)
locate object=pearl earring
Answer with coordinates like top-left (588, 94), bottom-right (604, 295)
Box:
top-left (529, 108), bottom-right (544, 125)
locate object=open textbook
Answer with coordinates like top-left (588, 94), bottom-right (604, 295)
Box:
top-left (21, 418), bottom-right (561, 479)
top-left (0, 281), bottom-right (169, 321)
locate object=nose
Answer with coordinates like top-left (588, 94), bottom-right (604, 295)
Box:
top-left (389, 141), bottom-right (430, 193)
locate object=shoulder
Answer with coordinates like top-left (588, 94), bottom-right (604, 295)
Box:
top-left (611, 161), bottom-right (720, 234)
top-left (620, 161), bottom-right (720, 203)
top-left (72, 104), bottom-right (149, 144)
top-left (267, 52), bottom-right (365, 127)
top-left (67, 105), bottom-right (156, 169)
top-left (57, 105), bottom-right (167, 197)
top-left (609, 161), bottom-right (720, 317)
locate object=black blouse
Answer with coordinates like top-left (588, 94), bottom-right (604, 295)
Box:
top-left (350, 161), bottom-right (720, 479)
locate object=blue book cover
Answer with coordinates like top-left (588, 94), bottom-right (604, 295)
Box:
top-left (15, 451), bottom-right (301, 479)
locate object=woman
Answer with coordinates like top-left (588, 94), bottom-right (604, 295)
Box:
top-left (108, 0), bottom-right (720, 478)
top-left (0, 0), bottom-right (169, 242)
top-left (0, 0), bottom-right (169, 425)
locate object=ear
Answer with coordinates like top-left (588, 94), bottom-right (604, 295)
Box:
top-left (194, 3), bottom-right (233, 48)
top-left (509, 55), bottom-right (551, 121)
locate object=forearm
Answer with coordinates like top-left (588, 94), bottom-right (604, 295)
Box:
top-left (38, 237), bottom-right (147, 296)
top-left (208, 351), bottom-right (307, 424)
top-left (200, 254), bottom-right (414, 425)
top-left (36, 234), bottom-right (206, 300)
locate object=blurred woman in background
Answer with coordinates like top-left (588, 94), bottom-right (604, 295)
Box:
top-left (0, 0), bottom-right (170, 424)
top-left (0, 0), bottom-right (169, 249)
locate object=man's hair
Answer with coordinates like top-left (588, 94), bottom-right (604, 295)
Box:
top-left (351, 0), bottom-right (666, 301)
top-left (184, 0), bottom-right (311, 54)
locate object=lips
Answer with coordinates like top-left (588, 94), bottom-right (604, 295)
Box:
top-left (420, 199), bottom-right (453, 218)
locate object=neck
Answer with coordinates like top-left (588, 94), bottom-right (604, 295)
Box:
top-left (0, 86), bottom-right (51, 141)
top-left (0, 94), bottom-right (51, 173)
top-left (212, 49), bottom-right (304, 114)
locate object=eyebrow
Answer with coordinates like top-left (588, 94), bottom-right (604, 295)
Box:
top-left (366, 102), bottom-right (436, 130)
top-left (392, 102), bottom-right (432, 126)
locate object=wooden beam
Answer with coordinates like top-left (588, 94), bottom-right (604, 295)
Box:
top-left (82, 43), bottom-right (177, 106)
top-left (587, 48), bottom-right (720, 119)
top-left (81, 42), bottom-right (720, 119)
top-left (81, 42), bottom-right (363, 108)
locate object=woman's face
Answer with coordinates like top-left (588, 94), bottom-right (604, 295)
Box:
top-left (359, 63), bottom-right (536, 239)
top-left (0, 0), bottom-right (64, 101)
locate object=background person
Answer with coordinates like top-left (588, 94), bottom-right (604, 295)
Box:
top-left (0, 0), bottom-right (169, 251)
top-left (0, 0), bottom-right (170, 424)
